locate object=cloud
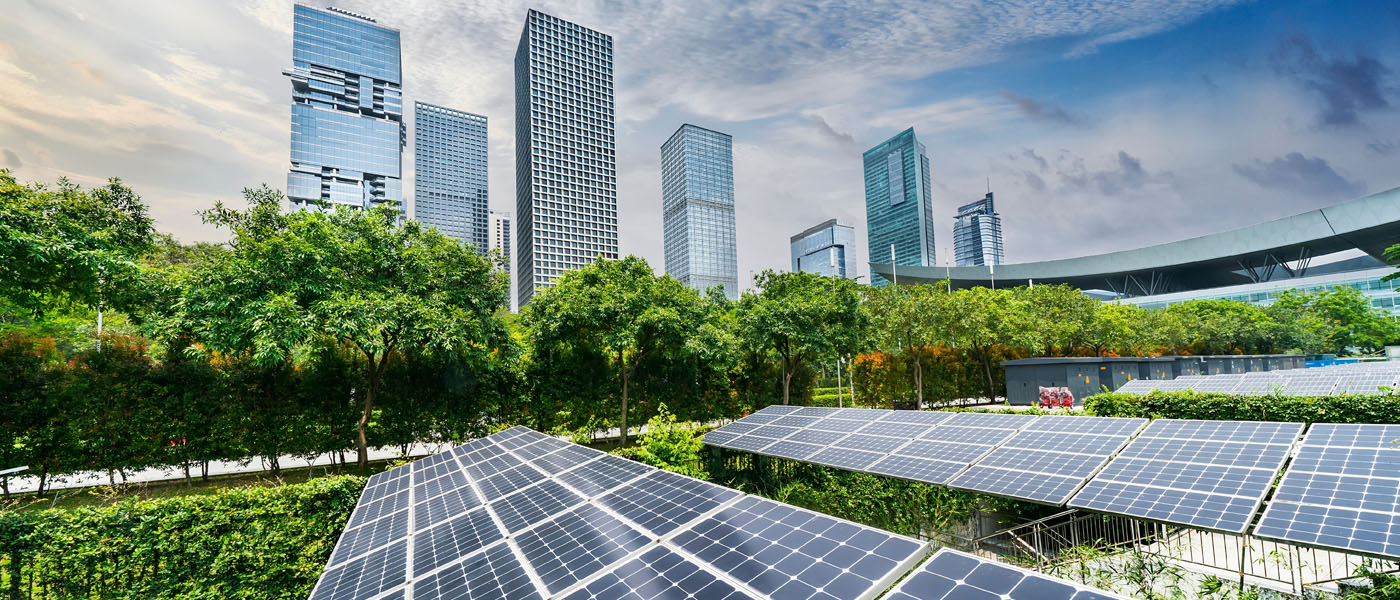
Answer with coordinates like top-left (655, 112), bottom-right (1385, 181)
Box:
top-left (1369, 139), bottom-right (1398, 155)
top-left (68, 59), bottom-right (104, 84)
top-left (1232, 152), bottom-right (1365, 200)
top-left (1022, 171), bottom-right (1047, 192)
top-left (1062, 150), bottom-right (1159, 195)
top-left (2, 148), bottom-right (19, 168)
top-left (1000, 91), bottom-right (1082, 126)
top-left (1270, 32), bottom-right (1391, 127)
top-left (1020, 148), bottom-right (1048, 172)
top-left (802, 113), bottom-right (858, 150)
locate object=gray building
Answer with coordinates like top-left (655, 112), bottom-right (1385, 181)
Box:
top-left (791, 219), bottom-right (857, 278)
top-left (514, 10), bottom-right (618, 306)
top-left (863, 128), bottom-right (935, 286)
top-left (413, 102), bottom-right (487, 250)
top-left (490, 211), bottom-right (512, 267)
top-left (284, 5), bottom-right (404, 213)
top-left (953, 192), bottom-right (1004, 267)
top-left (661, 124), bottom-right (738, 300)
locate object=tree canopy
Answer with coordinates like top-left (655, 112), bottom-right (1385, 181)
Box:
top-left (739, 271), bottom-right (868, 405)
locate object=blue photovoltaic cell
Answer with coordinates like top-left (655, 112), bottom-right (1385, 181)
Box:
top-left (763, 440), bottom-right (825, 461)
top-left (1069, 419), bottom-right (1302, 533)
top-left (488, 479), bottom-right (584, 534)
top-left (1255, 423), bottom-right (1400, 558)
top-left (895, 440), bottom-right (993, 465)
top-left (920, 426), bottom-right (1016, 447)
top-left (949, 417), bottom-right (1146, 505)
top-left (671, 495), bottom-right (926, 600)
top-left (833, 408), bottom-right (893, 419)
top-left (945, 412), bottom-right (1035, 429)
top-left (416, 485), bottom-right (482, 532)
top-left (773, 415), bottom-right (826, 428)
top-left (724, 435), bottom-right (779, 453)
top-left (867, 455), bottom-right (967, 485)
top-left (532, 445), bottom-right (602, 475)
top-left (476, 463), bottom-right (548, 501)
top-left (878, 411), bottom-right (953, 426)
top-left (556, 454), bottom-right (654, 498)
top-left (832, 433), bottom-right (909, 454)
top-left (330, 508), bottom-right (409, 567)
top-left (411, 540), bottom-right (542, 600)
top-left (596, 469), bottom-right (742, 537)
top-left (310, 539), bottom-right (407, 600)
top-left (561, 545), bottom-right (757, 600)
top-left (793, 407), bottom-right (839, 418)
top-left (808, 418), bottom-right (868, 433)
top-left (786, 429), bottom-right (848, 445)
top-left (857, 421), bottom-right (935, 439)
top-left (348, 488), bottom-right (410, 530)
top-left (702, 430), bottom-right (742, 447)
top-left (515, 436), bottom-right (572, 460)
top-left (514, 503), bottom-right (651, 595)
top-left (749, 425), bottom-right (801, 439)
top-left (808, 447), bottom-right (885, 471)
top-left (414, 507), bottom-right (504, 576)
top-left (884, 548), bottom-right (1127, 600)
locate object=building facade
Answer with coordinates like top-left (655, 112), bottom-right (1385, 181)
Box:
top-left (413, 102), bottom-right (488, 249)
top-left (284, 5), bottom-right (404, 213)
top-left (1121, 267), bottom-right (1400, 315)
top-left (661, 124), bottom-right (738, 299)
top-left (490, 211), bottom-right (512, 267)
top-left (953, 192), bottom-right (1004, 267)
top-left (863, 128), bottom-right (935, 286)
top-left (514, 10), bottom-right (618, 306)
top-left (790, 219), bottom-right (857, 278)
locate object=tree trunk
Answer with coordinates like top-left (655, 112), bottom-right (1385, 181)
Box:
top-left (978, 347), bottom-right (996, 401)
top-left (1, 476), bottom-right (8, 501)
top-left (357, 368), bottom-right (378, 471)
top-left (782, 365), bottom-right (793, 406)
top-left (618, 350), bottom-right (630, 448)
top-left (913, 353), bottom-right (924, 410)
top-left (36, 466), bottom-right (47, 497)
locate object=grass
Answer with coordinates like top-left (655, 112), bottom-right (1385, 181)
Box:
top-left (2, 457), bottom-right (406, 512)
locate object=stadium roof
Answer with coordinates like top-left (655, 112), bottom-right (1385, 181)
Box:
top-left (871, 186), bottom-right (1400, 295)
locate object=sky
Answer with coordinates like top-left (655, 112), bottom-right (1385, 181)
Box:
top-left (2, 0), bottom-right (1398, 289)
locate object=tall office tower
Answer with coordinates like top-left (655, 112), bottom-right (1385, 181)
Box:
top-left (953, 191), bottom-right (1005, 267)
top-left (284, 5), bottom-right (404, 213)
top-left (863, 127), bottom-right (934, 286)
top-left (790, 219), bottom-right (858, 278)
top-left (514, 10), bottom-right (618, 306)
top-left (490, 211), bottom-right (512, 267)
top-left (660, 124), bottom-right (739, 300)
top-left (412, 102), bottom-right (488, 249)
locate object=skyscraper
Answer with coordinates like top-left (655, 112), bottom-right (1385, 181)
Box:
top-left (490, 211), bottom-right (512, 268)
top-left (661, 124), bottom-right (738, 300)
top-left (514, 10), bottom-right (618, 306)
top-left (790, 219), bottom-right (857, 278)
top-left (863, 128), bottom-right (934, 286)
top-left (284, 5), bottom-right (404, 213)
top-left (412, 102), bottom-right (488, 249)
top-left (954, 192), bottom-right (1005, 267)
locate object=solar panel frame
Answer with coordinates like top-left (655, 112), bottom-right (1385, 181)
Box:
top-left (947, 416), bottom-right (1147, 505)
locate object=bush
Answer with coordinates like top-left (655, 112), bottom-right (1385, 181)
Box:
top-left (612, 404), bottom-right (708, 480)
top-left (0, 476), bottom-right (363, 599)
top-left (1085, 390), bottom-right (1400, 423)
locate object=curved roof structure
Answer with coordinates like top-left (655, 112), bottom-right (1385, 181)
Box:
top-left (871, 186), bottom-right (1400, 295)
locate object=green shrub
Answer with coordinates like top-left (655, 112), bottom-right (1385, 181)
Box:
top-left (612, 404), bottom-right (708, 480)
top-left (1085, 390), bottom-right (1400, 423)
top-left (0, 476), bottom-right (363, 599)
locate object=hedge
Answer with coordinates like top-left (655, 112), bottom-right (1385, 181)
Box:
top-left (1084, 390), bottom-right (1400, 423)
top-left (0, 476), bottom-right (363, 600)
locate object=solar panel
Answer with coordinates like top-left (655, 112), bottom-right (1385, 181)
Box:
top-left (884, 548), bottom-right (1129, 600)
top-left (315, 426), bottom-right (930, 600)
top-left (949, 416), bottom-right (1148, 505)
top-left (1191, 373), bottom-right (1243, 393)
top-left (1254, 423), bottom-right (1400, 559)
top-left (1333, 373), bottom-right (1399, 395)
top-left (1112, 379), bottom-right (1154, 394)
top-left (1233, 375), bottom-right (1288, 396)
top-left (1278, 375), bottom-right (1340, 397)
top-left (1069, 419), bottom-right (1303, 533)
top-left (669, 495), bottom-right (927, 600)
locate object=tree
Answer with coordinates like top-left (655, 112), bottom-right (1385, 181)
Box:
top-left (1297, 286), bottom-right (1398, 354)
top-left (0, 170), bottom-right (155, 316)
top-left (866, 283), bottom-right (944, 408)
top-left (524, 256), bottom-right (707, 446)
top-left (738, 271), bottom-right (868, 405)
top-left (1080, 302), bottom-right (1144, 356)
top-left (173, 187), bottom-right (507, 468)
top-left (937, 287), bottom-right (1033, 400)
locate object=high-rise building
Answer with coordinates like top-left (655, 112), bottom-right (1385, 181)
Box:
top-left (790, 219), bottom-right (857, 279)
top-left (953, 192), bottom-right (1004, 267)
top-left (284, 5), bottom-right (404, 213)
top-left (863, 128), bottom-right (934, 286)
top-left (661, 124), bottom-right (738, 300)
top-left (412, 102), bottom-right (488, 250)
top-left (514, 10), bottom-right (618, 306)
top-left (490, 211), bottom-right (512, 267)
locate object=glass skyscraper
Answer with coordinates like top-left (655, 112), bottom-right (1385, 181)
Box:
top-left (514, 10), bottom-right (618, 306)
top-left (661, 124), bottom-right (738, 300)
top-left (953, 192), bottom-right (1005, 267)
top-left (413, 102), bottom-right (488, 250)
top-left (791, 219), bottom-right (857, 279)
top-left (863, 128), bottom-right (934, 286)
top-left (284, 5), bottom-right (404, 213)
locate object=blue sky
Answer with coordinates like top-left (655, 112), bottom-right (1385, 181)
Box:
top-left (1, 0), bottom-right (1396, 288)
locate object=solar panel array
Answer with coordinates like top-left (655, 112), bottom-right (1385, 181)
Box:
top-left (884, 548), bottom-right (1129, 600)
top-left (311, 426), bottom-right (930, 600)
top-left (1254, 424), bottom-right (1400, 559)
top-left (947, 416), bottom-right (1148, 505)
top-left (1068, 420), bottom-right (1304, 533)
top-left (1114, 362), bottom-right (1400, 397)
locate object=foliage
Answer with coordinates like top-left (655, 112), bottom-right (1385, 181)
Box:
top-left (169, 188), bottom-right (508, 467)
top-left (611, 404), bottom-right (708, 479)
top-left (0, 171), bottom-right (156, 317)
top-left (0, 475), bottom-right (363, 599)
top-left (1086, 390), bottom-right (1400, 423)
top-left (524, 256), bottom-right (714, 446)
top-left (739, 271), bottom-right (868, 405)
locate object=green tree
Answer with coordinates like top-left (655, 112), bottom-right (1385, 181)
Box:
top-left (524, 256), bottom-right (707, 446)
top-left (1080, 302), bottom-right (1144, 356)
top-left (172, 187), bottom-right (507, 468)
top-left (865, 283), bottom-right (944, 408)
top-left (738, 271), bottom-right (868, 405)
top-left (938, 287), bottom-right (1032, 399)
top-left (1308, 286), bottom-right (1399, 354)
top-left (0, 171), bottom-right (155, 316)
